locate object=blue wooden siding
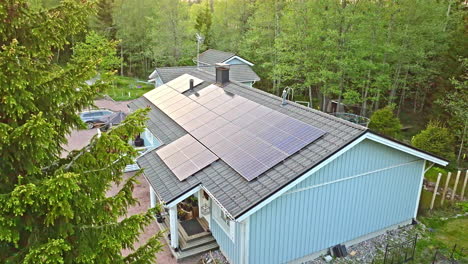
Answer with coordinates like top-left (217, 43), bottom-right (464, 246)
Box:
top-left (211, 202), bottom-right (243, 264)
top-left (226, 58), bottom-right (247, 65)
top-left (240, 81), bottom-right (254, 87)
top-left (248, 139), bottom-right (424, 264)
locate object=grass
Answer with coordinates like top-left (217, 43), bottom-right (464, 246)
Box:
top-left (416, 208), bottom-right (468, 263)
top-left (106, 76), bottom-right (154, 101)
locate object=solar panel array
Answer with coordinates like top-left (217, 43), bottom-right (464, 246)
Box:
top-left (164, 73), bottom-right (203, 93)
top-left (145, 82), bottom-right (326, 181)
top-left (156, 134), bottom-right (218, 181)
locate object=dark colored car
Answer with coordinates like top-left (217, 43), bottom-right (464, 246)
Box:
top-left (80, 109), bottom-right (114, 129)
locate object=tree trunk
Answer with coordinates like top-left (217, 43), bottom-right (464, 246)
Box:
top-left (444, 0), bottom-right (453, 32)
top-left (120, 45), bottom-right (124, 76)
top-left (457, 122), bottom-right (467, 166)
top-left (397, 68), bottom-right (409, 117)
top-left (419, 87), bottom-right (427, 113)
top-left (361, 70), bottom-right (371, 117)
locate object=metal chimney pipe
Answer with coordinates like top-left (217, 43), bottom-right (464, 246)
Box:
top-left (215, 63), bottom-right (230, 87)
top-left (189, 79), bottom-right (194, 91)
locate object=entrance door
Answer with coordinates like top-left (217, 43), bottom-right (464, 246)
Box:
top-left (198, 190), bottom-right (211, 228)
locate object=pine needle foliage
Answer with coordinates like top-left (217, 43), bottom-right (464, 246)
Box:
top-left (0, 0), bottom-right (163, 263)
top-left (368, 105), bottom-right (402, 138)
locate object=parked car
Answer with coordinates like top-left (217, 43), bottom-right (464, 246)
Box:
top-left (80, 109), bottom-right (114, 129)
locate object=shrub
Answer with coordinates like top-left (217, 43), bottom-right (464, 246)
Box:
top-left (412, 121), bottom-right (455, 161)
top-left (369, 105), bottom-right (402, 138)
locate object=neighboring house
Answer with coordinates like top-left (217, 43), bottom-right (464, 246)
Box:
top-left (129, 65), bottom-right (447, 264)
top-left (195, 49), bottom-right (254, 67)
top-left (148, 49), bottom-right (260, 88)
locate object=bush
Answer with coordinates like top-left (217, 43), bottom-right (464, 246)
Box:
top-left (412, 121), bottom-right (455, 161)
top-left (369, 105), bottom-right (402, 138)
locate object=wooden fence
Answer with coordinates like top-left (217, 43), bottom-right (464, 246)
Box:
top-left (429, 170), bottom-right (468, 210)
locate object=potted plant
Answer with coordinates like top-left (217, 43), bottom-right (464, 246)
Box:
top-left (189, 196), bottom-right (199, 218)
top-left (156, 213), bottom-right (164, 223)
top-left (178, 208), bottom-right (187, 221)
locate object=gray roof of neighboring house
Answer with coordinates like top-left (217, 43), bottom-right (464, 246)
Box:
top-left (196, 49), bottom-right (236, 65)
top-left (149, 65), bottom-right (260, 84)
top-left (129, 69), bottom-right (367, 219)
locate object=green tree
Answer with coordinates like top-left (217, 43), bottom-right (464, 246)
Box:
top-left (412, 121), bottom-right (456, 161)
top-left (368, 105), bottom-right (402, 138)
top-left (438, 58), bottom-right (468, 166)
top-left (113, 0), bottom-right (155, 77)
top-left (147, 0), bottom-right (195, 66)
top-left (194, 0), bottom-right (213, 49)
top-left (0, 1), bottom-right (162, 262)
top-left (91, 0), bottom-right (116, 39)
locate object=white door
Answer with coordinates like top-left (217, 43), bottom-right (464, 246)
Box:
top-left (198, 190), bottom-right (211, 228)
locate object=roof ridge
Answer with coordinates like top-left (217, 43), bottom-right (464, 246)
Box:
top-left (194, 68), bottom-right (366, 131)
top-left (248, 86), bottom-right (367, 131)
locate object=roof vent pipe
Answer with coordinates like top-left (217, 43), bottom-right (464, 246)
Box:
top-left (215, 63), bottom-right (230, 87)
top-left (189, 79), bottom-right (194, 91)
top-left (281, 87), bottom-right (292, 105)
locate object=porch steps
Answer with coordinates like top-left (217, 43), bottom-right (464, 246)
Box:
top-left (158, 216), bottom-right (218, 260)
top-left (176, 240), bottom-right (219, 259)
top-left (180, 233), bottom-right (216, 250)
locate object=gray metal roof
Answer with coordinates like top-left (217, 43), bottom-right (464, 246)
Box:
top-left (196, 49), bottom-right (236, 65)
top-left (129, 69), bottom-right (367, 219)
top-left (150, 65), bottom-right (260, 84)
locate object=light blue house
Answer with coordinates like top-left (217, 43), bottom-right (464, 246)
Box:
top-left (148, 49), bottom-right (260, 88)
top-left (130, 66), bottom-right (447, 263)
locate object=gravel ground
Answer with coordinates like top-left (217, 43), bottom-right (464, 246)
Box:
top-left (306, 224), bottom-right (421, 264)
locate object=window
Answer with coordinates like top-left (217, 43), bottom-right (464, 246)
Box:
top-left (213, 202), bottom-right (235, 242)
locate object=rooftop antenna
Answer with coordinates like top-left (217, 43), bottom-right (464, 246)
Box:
top-left (281, 87), bottom-right (293, 105)
top-left (196, 33), bottom-right (204, 69)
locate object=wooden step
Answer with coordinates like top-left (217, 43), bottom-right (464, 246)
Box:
top-left (180, 234), bottom-right (216, 251)
top-left (176, 241), bottom-right (219, 259)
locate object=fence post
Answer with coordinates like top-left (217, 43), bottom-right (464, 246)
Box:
top-left (430, 173), bottom-right (442, 210)
top-left (383, 243), bottom-right (389, 264)
top-left (450, 244), bottom-right (457, 259)
top-left (432, 249), bottom-right (438, 264)
top-left (412, 234), bottom-right (418, 260)
top-left (441, 172), bottom-right (452, 205)
top-left (460, 170), bottom-right (468, 201)
top-left (451, 171), bottom-right (461, 200)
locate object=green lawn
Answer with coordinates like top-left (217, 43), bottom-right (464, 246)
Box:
top-left (415, 210), bottom-right (468, 263)
top-left (106, 76), bottom-right (154, 101)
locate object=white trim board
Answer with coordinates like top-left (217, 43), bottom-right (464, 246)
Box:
top-left (236, 132), bottom-right (447, 221)
top-left (283, 159), bottom-right (422, 196)
top-left (223, 56), bottom-right (254, 66)
top-left (414, 160), bottom-right (426, 218)
top-left (166, 186), bottom-right (200, 208)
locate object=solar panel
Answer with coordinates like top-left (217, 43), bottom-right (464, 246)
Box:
top-left (156, 134), bottom-right (218, 181)
top-left (165, 74), bottom-right (204, 93)
top-left (148, 80), bottom-right (326, 181)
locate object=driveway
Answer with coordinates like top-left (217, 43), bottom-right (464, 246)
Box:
top-left (61, 98), bottom-right (132, 157)
top-left (63, 98), bottom-right (199, 263)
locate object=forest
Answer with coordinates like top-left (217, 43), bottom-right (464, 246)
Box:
top-left (29, 0), bottom-right (467, 165)
top-left (0, 1), bottom-right (466, 263)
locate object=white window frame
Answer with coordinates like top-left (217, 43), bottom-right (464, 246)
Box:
top-left (213, 202), bottom-right (235, 242)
